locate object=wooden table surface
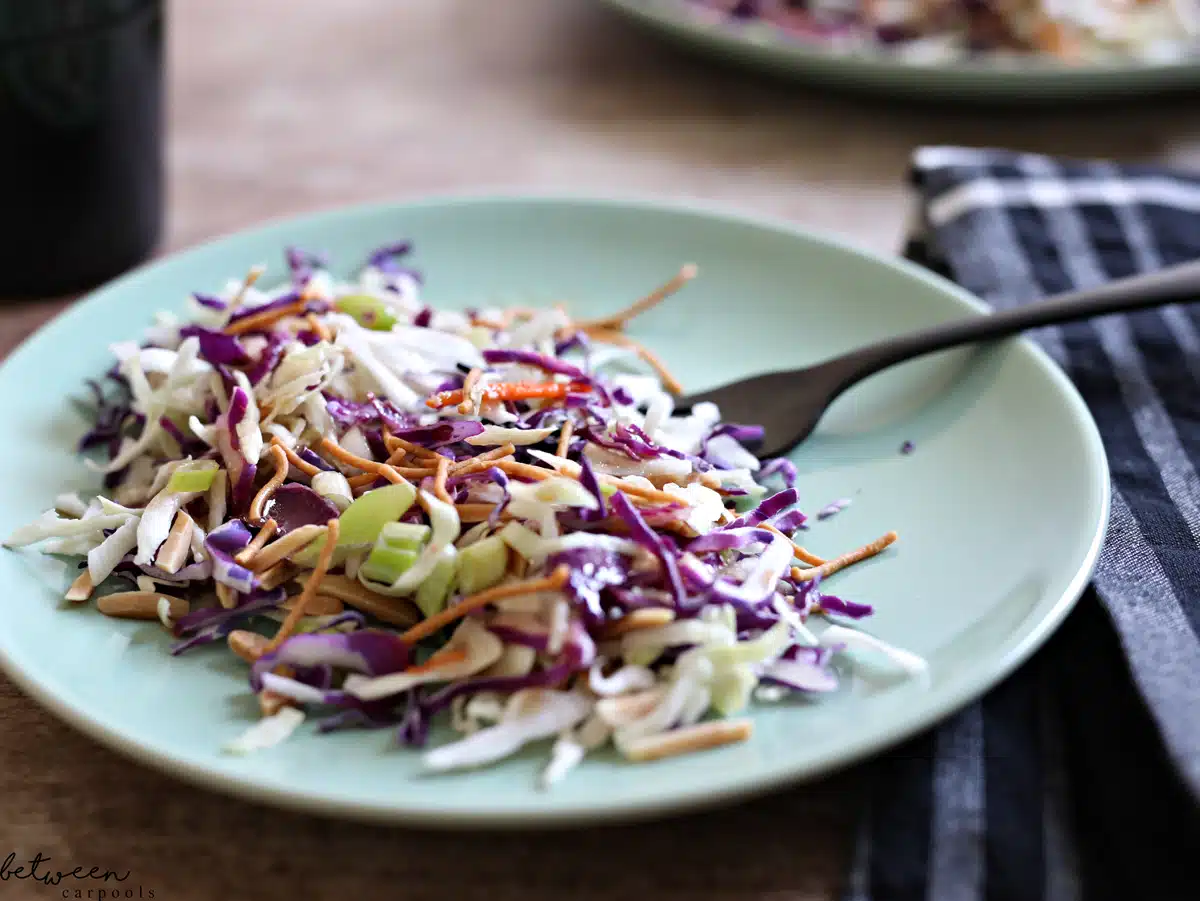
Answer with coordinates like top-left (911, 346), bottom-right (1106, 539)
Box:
top-left (2, 1), bottom-right (1197, 898)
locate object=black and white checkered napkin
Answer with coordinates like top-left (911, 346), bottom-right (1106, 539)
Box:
top-left (842, 148), bottom-right (1200, 901)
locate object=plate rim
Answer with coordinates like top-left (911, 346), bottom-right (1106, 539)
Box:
top-left (598, 0), bottom-right (1200, 94)
top-left (0, 192), bottom-right (1111, 827)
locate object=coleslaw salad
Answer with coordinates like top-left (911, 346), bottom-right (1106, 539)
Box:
top-left (5, 241), bottom-right (926, 787)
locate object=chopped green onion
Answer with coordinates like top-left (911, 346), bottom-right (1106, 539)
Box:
top-left (379, 522), bottom-right (431, 552)
top-left (333, 481), bottom-right (417, 546)
top-left (455, 534), bottom-right (509, 596)
top-left (415, 550), bottom-right (457, 619)
top-left (711, 664), bottom-right (757, 716)
top-left (360, 545), bottom-right (420, 585)
top-left (704, 620), bottom-right (791, 668)
top-left (166, 461), bottom-right (219, 494)
top-left (334, 294), bottom-right (398, 331)
top-left (625, 646), bottom-right (661, 668)
top-left (293, 480), bottom-right (416, 566)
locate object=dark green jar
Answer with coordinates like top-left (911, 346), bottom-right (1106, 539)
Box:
top-left (0, 1), bottom-right (162, 298)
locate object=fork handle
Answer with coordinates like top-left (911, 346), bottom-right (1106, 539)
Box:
top-left (834, 258), bottom-right (1200, 382)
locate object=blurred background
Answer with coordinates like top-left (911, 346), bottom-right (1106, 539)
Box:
top-left (1, 3), bottom-right (1198, 898)
top-left (167, 0), bottom-right (1199, 257)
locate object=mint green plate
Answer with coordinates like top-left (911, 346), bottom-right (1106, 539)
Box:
top-left (600, 0), bottom-right (1200, 101)
top-left (0, 196), bottom-right (1108, 827)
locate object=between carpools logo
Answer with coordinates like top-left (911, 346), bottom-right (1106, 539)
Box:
top-left (0, 850), bottom-right (155, 897)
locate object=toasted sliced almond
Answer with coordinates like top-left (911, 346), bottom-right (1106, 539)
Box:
top-left (595, 608), bottom-right (675, 640)
top-left (65, 569), bottom-right (94, 603)
top-left (282, 593), bottom-right (343, 616)
top-left (455, 503), bottom-right (501, 523)
top-left (216, 581), bottom-right (237, 609)
top-left (258, 690), bottom-right (292, 717)
top-left (246, 524), bottom-right (325, 573)
top-left (621, 719), bottom-right (753, 763)
top-left (257, 561), bottom-right (297, 592)
top-left (595, 688), bottom-right (667, 726)
top-left (97, 592), bottom-right (189, 621)
top-left (301, 573), bottom-right (420, 627)
top-left (153, 511), bottom-right (195, 575)
top-left (228, 629), bottom-right (269, 663)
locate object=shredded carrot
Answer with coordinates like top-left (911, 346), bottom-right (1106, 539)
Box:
top-left (600, 475), bottom-right (686, 508)
top-left (791, 531), bottom-right (898, 583)
top-left (575, 264), bottom-right (697, 332)
top-left (305, 312), bottom-right (332, 342)
top-left (402, 647), bottom-right (469, 676)
top-left (385, 435), bottom-right (439, 461)
top-left (345, 472), bottom-right (377, 489)
top-left (235, 518), bottom-right (279, 566)
top-left (272, 438), bottom-right (320, 478)
top-left (493, 460), bottom-right (555, 482)
top-left (457, 368), bottom-right (483, 415)
top-left (426, 380), bottom-right (591, 411)
top-left (584, 328), bottom-right (683, 395)
top-left (761, 522), bottom-right (826, 567)
top-left (556, 419), bottom-right (574, 458)
top-left (491, 458), bottom-right (681, 507)
top-left (469, 316), bottom-right (506, 330)
top-left (224, 298), bottom-right (309, 336)
top-left (448, 444), bottom-right (515, 476)
top-left (248, 444), bottom-right (290, 524)
top-left (265, 518), bottom-right (339, 651)
top-left (346, 465), bottom-right (430, 490)
top-left (228, 264), bottom-right (265, 311)
top-left (433, 456), bottom-right (453, 505)
top-left (319, 437), bottom-right (405, 484)
top-left (501, 306), bottom-right (538, 325)
top-left (400, 565), bottom-right (570, 644)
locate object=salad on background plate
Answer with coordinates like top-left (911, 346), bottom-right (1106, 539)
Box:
top-left (678, 0), bottom-right (1199, 65)
top-left (4, 242), bottom-right (924, 787)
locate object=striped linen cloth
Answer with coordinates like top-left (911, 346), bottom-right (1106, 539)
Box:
top-left (843, 147), bottom-right (1200, 901)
